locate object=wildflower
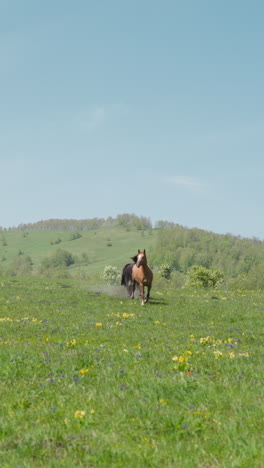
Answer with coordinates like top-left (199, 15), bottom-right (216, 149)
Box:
top-left (200, 336), bottom-right (211, 344)
top-left (95, 323), bottom-right (102, 327)
top-left (68, 339), bottom-right (77, 346)
top-left (90, 408), bottom-right (96, 414)
top-left (123, 312), bottom-right (134, 318)
top-left (74, 410), bottom-right (86, 419)
top-left (229, 352), bottom-right (235, 358)
top-left (214, 350), bottom-right (223, 359)
top-left (239, 352), bottom-right (249, 358)
top-left (123, 349), bottom-right (128, 353)
top-left (178, 356), bottom-right (186, 363)
top-left (80, 368), bottom-right (91, 375)
top-left (159, 399), bottom-right (168, 405)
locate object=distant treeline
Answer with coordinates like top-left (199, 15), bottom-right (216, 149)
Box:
top-left (150, 227), bottom-right (264, 278)
top-left (2, 214), bottom-right (152, 232)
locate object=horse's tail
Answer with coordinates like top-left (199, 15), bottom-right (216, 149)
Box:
top-left (121, 264), bottom-right (131, 286)
top-left (121, 270), bottom-right (126, 286)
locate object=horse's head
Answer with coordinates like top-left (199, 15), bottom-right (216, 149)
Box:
top-left (136, 249), bottom-right (147, 267)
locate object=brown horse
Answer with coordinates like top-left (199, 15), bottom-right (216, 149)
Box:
top-left (131, 249), bottom-right (153, 305)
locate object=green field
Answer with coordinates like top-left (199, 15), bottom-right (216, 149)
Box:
top-left (0, 227), bottom-right (157, 275)
top-left (0, 276), bottom-right (263, 467)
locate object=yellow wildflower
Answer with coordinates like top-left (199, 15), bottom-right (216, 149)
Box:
top-left (159, 399), bottom-right (168, 405)
top-left (95, 323), bottom-right (102, 327)
top-left (80, 368), bottom-right (90, 375)
top-left (74, 410), bottom-right (86, 419)
top-left (200, 336), bottom-right (211, 344)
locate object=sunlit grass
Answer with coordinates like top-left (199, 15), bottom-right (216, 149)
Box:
top-left (0, 277), bottom-right (263, 467)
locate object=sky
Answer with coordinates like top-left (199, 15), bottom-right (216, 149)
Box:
top-left (1, 1), bottom-right (264, 239)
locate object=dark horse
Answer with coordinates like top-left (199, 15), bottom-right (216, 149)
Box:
top-left (132, 249), bottom-right (153, 305)
top-left (121, 254), bottom-right (138, 297)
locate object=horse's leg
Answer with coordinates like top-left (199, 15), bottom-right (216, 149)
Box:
top-left (130, 280), bottom-right (136, 299)
top-left (128, 281), bottom-right (133, 298)
top-left (145, 284), bottom-right (151, 303)
top-left (139, 283), bottom-right (145, 305)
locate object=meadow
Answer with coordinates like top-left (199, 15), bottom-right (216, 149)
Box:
top-left (0, 276), bottom-right (263, 467)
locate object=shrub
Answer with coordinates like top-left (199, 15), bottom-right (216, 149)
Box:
top-left (50, 237), bottom-right (62, 245)
top-left (159, 263), bottom-right (172, 280)
top-left (185, 265), bottom-right (224, 289)
top-left (101, 265), bottom-right (121, 285)
top-left (229, 266), bottom-right (264, 290)
top-left (40, 249), bottom-right (75, 272)
top-left (69, 232), bottom-right (82, 241)
top-left (5, 255), bottom-right (33, 276)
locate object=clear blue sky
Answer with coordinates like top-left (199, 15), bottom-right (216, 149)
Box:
top-left (1, 1), bottom-right (264, 238)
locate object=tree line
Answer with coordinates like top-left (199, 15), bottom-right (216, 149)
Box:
top-left (150, 226), bottom-right (264, 278)
top-left (1, 214), bottom-right (152, 232)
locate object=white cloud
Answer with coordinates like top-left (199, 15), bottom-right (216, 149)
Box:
top-left (165, 175), bottom-right (204, 191)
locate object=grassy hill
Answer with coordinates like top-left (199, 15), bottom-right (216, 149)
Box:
top-left (0, 227), bottom-right (158, 276)
top-left (2, 215), bottom-right (264, 289)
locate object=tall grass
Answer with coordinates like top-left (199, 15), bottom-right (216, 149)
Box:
top-left (0, 277), bottom-right (263, 467)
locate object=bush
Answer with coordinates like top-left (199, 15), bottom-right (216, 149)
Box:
top-left (185, 265), bottom-right (224, 289)
top-left (159, 263), bottom-right (172, 280)
top-left (50, 238), bottom-right (62, 245)
top-left (40, 249), bottom-right (75, 272)
top-left (101, 265), bottom-right (121, 285)
top-left (69, 232), bottom-right (82, 241)
top-left (229, 266), bottom-right (264, 290)
top-left (5, 255), bottom-right (33, 277)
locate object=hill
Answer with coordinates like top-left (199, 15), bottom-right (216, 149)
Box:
top-left (0, 225), bottom-right (157, 276)
top-left (1, 214), bottom-right (264, 289)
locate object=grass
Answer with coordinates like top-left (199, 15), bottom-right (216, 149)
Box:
top-left (0, 227), bottom-right (157, 275)
top-left (0, 276), bottom-right (263, 467)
